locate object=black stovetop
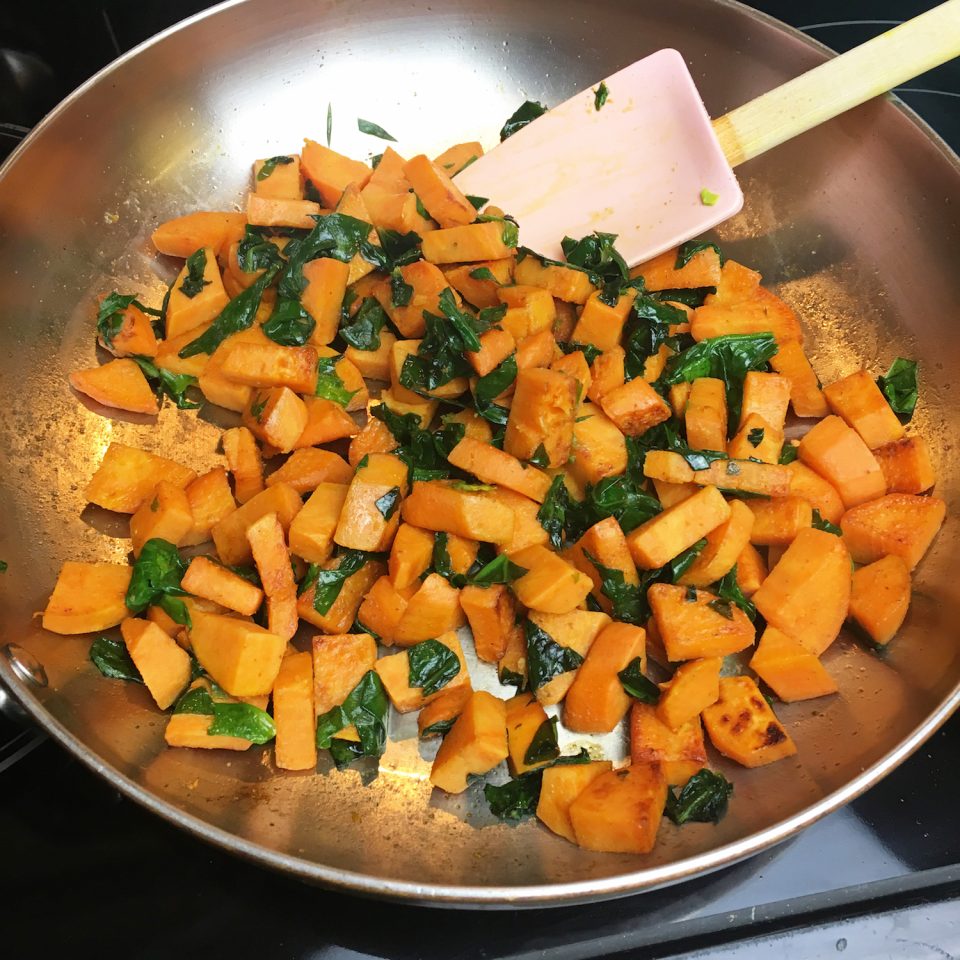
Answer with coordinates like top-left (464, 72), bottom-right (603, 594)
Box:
top-left (2, 3), bottom-right (959, 958)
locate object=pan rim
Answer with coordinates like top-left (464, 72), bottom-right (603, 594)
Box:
top-left (2, 0), bottom-right (958, 907)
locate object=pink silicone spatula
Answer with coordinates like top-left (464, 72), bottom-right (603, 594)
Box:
top-left (454, 0), bottom-right (960, 265)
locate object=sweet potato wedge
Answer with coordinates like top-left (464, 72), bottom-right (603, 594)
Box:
top-left (839, 493), bottom-right (946, 570)
top-left (848, 555), bottom-right (911, 645)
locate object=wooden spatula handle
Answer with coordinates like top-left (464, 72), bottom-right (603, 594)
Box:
top-left (713, 0), bottom-right (960, 166)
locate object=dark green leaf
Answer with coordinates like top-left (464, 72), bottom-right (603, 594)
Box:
top-left (664, 333), bottom-right (778, 430)
top-left (484, 776), bottom-right (541, 820)
top-left (617, 657), bottom-right (660, 703)
top-left (778, 443), bottom-right (799, 465)
top-left (262, 297), bottom-right (316, 346)
top-left (468, 553), bottom-right (528, 586)
top-left (370, 153), bottom-right (384, 169)
top-left (622, 295), bottom-right (687, 379)
top-left (279, 214), bottom-right (373, 301)
top-left (257, 155), bottom-right (294, 182)
top-left (236, 225), bottom-right (285, 272)
top-left (524, 619), bottom-right (584, 691)
top-left (583, 551), bottom-right (646, 624)
top-left (431, 531), bottom-right (467, 587)
top-left (469, 266), bottom-right (496, 281)
top-left (474, 353), bottom-right (517, 426)
top-left (361, 229), bottom-right (423, 272)
top-left (326, 103), bottom-right (333, 145)
top-left (208, 702), bottom-right (276, 744)
top-left (96, 292), bottom-right (149, 348)
top-left (524, 716), bottom-right (560, 765)
top-left (562, 231), bottom-right (628, 306)
top-left (674, 240), bottom-right (725, 270)
top-left (498, 666), bottom-right (527, 691)
top-left (500, 100), bottom-right (547, 141)
top-left (0, 561), bottom-right (6, 573)
top-left (158, 594), bottom-right (190, 626)
top-left (90, 636), bottom-right (143, 683)
top-left (315, 670), bottom-right (388, 760)
top-left (466, 195), bottom-right (489, 211)
top-left (300, 550), bottom-right (370, 614)
top-left (408, 638), bottom-right (461, 696)
top-left (174, 686), bottom-right (214, 715)
top-left (665, 769), bottom-right (733, 825)
top-left (131, 356), bottom-right (200, 410)
top-left (179, 262), bottom-right (280, 358)
top-left (707, 598), bottom-right (735, 620)
top-left (339, 296), bottom-right (389, 351)
top-left (179, 248), bottom-right (211, 298)
top-left (358, 118), bottom-right (397, 141)
top-left (125, 538), bottom-right (189, 616)
top-left (371, 403), bottom-right (464, 481)
top-left (593, 81), bottom-right (609, 111)
top-left (651, 286), bottom-right (716, 309)
top-left (537, 475), bottom-right (574, 550)
top-left (420, 717), bottom-right (455, 738)
top-left (667, 538), bottom-right (708, 581)
top-left (558, 340), bottom-right (602, 366)
top-left (529, 443), bottom-right (549, 469)
top-left (315, 355), bottom-right (357, 406)
top-left (713, 565), bottom-right (756, 621)
top-left (390, 268), bottom-right (413, 307)
top-left (685, 585), bottom-right (698, 602)
top-left (586, 469), bottom-right (661, 534)
top-left (877, 357), bottom-right (918, 424)
top-left (747, 427), bottom-right (765, 448)
top-left (374, 486), bottom-right (402, 520)
top-left (812, 508), bottom-right (842, 536)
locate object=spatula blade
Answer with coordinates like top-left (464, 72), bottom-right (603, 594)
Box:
top-left (455, 49), bottom-right (742, 266)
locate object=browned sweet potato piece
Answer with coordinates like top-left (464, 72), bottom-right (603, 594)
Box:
top-left (749, 626), bottom-right (838, 701)
top-left (630, 703), bottom-right (707, 786)
top-left (840, 493), bottom-right (946, 570)
top-left (848, 555), bottom-right (911, 645)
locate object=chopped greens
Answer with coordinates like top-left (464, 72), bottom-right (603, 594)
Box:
top-left (257, 155), bottom-right (294, 181)
top-left (778, 443), bottom-right (799, 465)
top-left (812, 508), bottom-right (842, 536)
top-left (299, 550), bottom-right (370, 615)
top-left (179, 248), bottom-right (211, 298)
top-left (326, 103), bottom-right (333, 145)
top-left (524, 619), bottom-right (585, 692)
top-left (207, 701), bottom-right (277, 744)
top-left (469, 266), bottom-right (496, 281)
top-left (357, 118), bottom-right (397, 141)
top-left (314, 355), bottom-right (357, 407)
top-left (474, 353), bottom-right (517, 425)
top-left (131, 356), bottom-right (200, 410)
top-left (315, 670), bottom-right (388, 764)
top-left (371, 403), bottom-right (464, 481)
top-left (523, 716), bottom-right (560, 766)
top-left (877, 357), bottom-right (918, 423)
top-left (584, 551), bottom-right (645, 625)
top-left (374, 487), bottom-right (402, 520)
top-left (339, 296), bottom-right (389, 351)
top-left (499, 100), bottom-right (547, 141)
top-left (747, 427), bottom-right (765, 447)
top-left (468, 553), bottom-right (528, 586)
top-left (484, 749), bottom-right (591, 820)
top-left (593, 81), bottom-right (609, 111)
top-left (675, 240), bottom-right (724, 270)
top-left (665, 769), bottom-right (733, 825)
top-left (90, 636), bottom-right (143, 684)
top-left (713, 565), bottom-right (756, 621)
top-left (390, 268), bottom-right (414, 307)
top-left (408, 638), bottom-right (461, 696)
top-left (262, 297), bottom-right (316, 346)
top-left (96, 292), bottom-right (154, 348)
top-left (617, 657), bottom-right (660, 703)
top-left (125, 538), bottom-right (190, 625)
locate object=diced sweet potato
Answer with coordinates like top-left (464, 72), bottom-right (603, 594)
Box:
top-left (684, 377), bottom-right (727, 452)
top-left (246, 512), bottom-right (298, 641)
top-left (165, 246), bottom-right (231, 340)
top-left (211, 482), bottom-right (303, 566)
top-left (586, 346), bottom-right (625, 404)
top-left (182, 468), bottom-right (236, 546)
top-left (786, 461), bottom-right (845, 526)
top-left (287, 482), bottom-right (348, 565)
top-left (567, 516), bottom-right (638, 615)
top-left (433, 140), bottom-right (483, 175)
top-left (421, 221), bottom-right (515, 264)
top-left (505, 692), bottom-right (554, 776)
top-left (299, 257), bottom-right (350, 346)
top-left (769, 339), bottom-right (829, 418)
top-left (376, 631), bottom-right (470, 714)
top-left (668, 381), bottom-right (692, 418)
top-left (537, 761), bottom-right (613, 842)
top-left (693, 286), bottom-right (802, 345)
top-left (151, 211), bottom-right (247, 259)
top-left (460, 584), bottom-right (515, 663)
top-left (600, 376), bottom-right (672, 437)
top-left (333, 453), bottom-right (407, 553)
top-left (443, 258), bottom-right (515, 310)
top-left (447, 437), bottom-right (551, 503)
top-left (679, 499), bottom-right (754, 587)
top-left (702, 676), bottom-right (797, 767)
top-left (568, 764), bottom-right (667, 854)
top-left (656, 657), bottom-right (722, 731)
top-left (243, 386), bottom-right (309, 453)
top-left (69, 358), bottom-right (160, 415)
top-left (550, 350), bottom-right (592, 402)
top-left (430, 691), bottom-right (508, 793)
top-left (569, 403), bottom-right (628, 488)
top-left (298, 558), bottom-right (385, 634)
top-left (840, 493), bottom-right (946, 570)
top-left (222, 426), bottom-right (264, 505)
top-left (466, 327), bottom-right (516, 378)
top-left (85, 442), bottom-right (196, 514)
top-left (43, 562), bottom-right (132, 634)
top-left (749, 626), bottom-right (838, 701)
top-left (497, 285), bottom-right (556, 342)
top-left (404, 154), bottom-right (476, 228)
top-left (798, 415), bottom-right (886, 509)
top-left (739, 372), bottom-right (791, 432)
top-left (386, 523), bottom-right (433, 589)
top-left (736, 543), bottom-right (768, 597)
top-left (119, 618), bottom-right (191, 709)
top-left (164, 712), bottom-right (251, 751)
top-left (514, 255), bottom-right (595, 304)
top-left (181, 555), bottom-right (264, 616)
top-left (293, 397), bottom-right (359, 448)
top-left (648, 584), bottom-right (755, 661)
top-left (220, 342), bottom-right (318, 394)
top-left (511, 545), bottom-right (593, 614)
top-left (824, 369), bottom-right (906, 450)
top-left (848, 555), bottom-right (911, 645)
top-left (129, 480), bottom-right (194, 557)
top-left (266, 448), bottom-right (352, 495)
top-left (300, 140), bottom-right (371, 206)
top-left (356, 575), bottom-right (415, 644)
top-left (487, 488), bottom-right (549, 554)
top-left (727, 414), bottom-right (783, 465)
top-left (96, 298), bottom-right (159, 359)
top-left (564, 621), bottom-right (645, 733)
top-left (630, 704), bottom-right (707, 785)
top-left (189, 610), bottom-right (285, 697)
top-left (253, 154), bottom-right (302, 199)
top-left (627, 484), bottom-right (731, 569)
top-left (401, 480), bottom-right (515, 544)
top-left (752, 527), bottom-right (851, 655)
top-left (571, 289), bottom-right (636, 351)
top-left (515, 330), bottom-right (558, 372)
top-left (630, 245), bottom-right (722, 291)
top-left (345, 328), bottom-right (397, 382)
top-left (873, 437), bottom-right (937, 494)
top-left (312, 632), bottom-right (377, 724)
top-left (746, 496), bottom-right (813, 546)
top-left (273, 651), bottom-right (317, 771)
top-left (528, 610), bottom-right (610, 706)
top-left (392, 573), bottom-right (465, 646)
top-left (642, 450), bottom-right (791, 498)
top-left (347, 418), bottom-right (398, 469)
top-left (652, 478), bottom-right (697, 509)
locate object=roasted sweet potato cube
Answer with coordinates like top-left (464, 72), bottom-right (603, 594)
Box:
top-left (848, 555), bottom-right (912, 645)
top-left (222, 426), bottom-right (264, 505)
top-left (300, 257), bottom-right (351, 346)
top-left (684, 377), bottom-right (727, 452)
top-left (824, 369), bottom-right (906, 450)
top-left (515, 329), bottom-right (557, 372)
top-left (460, 584), bottom-right (515, 663)
top-left (740, 371), bottom-right (791, 432)
top-left (246, 194), bottom-right (322, 229)
top-left (388, 523), bottom-right (435, 589)
top-left (182, 468), bottom-right (236, 546)
top-left (786, 461), bottom-right (845, 526)
top-left (503, 368), bottom-right (577, 467)
top-left (69, 358), bottom-right (160, 415)
top-left (345, 330), bottom-right (397, 383)
top-left (648, 584), bottom-right (755, 661)
top-left (164, 712), bottom-right (252, 751)
top-left (356, 575), bottom-right (415, 644)
top-left (568, 403), bottom-right (628, 488)
top-left (512, 545), bottom-right (593, 614)
top-left (571, 289), bottom-right (636, 351)
top-left (43, 562), bottom-right (132, 635)
top-left (752, 527), bottom-right (850, 655)
top-left (273, 651), bottom-right (317, 771)
top-left (497, 285), bottom-right (556, 342)
top-left (120, 618), bottom-right (191, 709)
top-left (631, 245), bottom-right (722, 291)
top-left (242, 386), bottom-right (308, 453)
top-left (300, 140), bottom-right (370, 206)
top-left (656, 657), bottom-right (722, 730)
top-left (266, 449), bottom-right (352, 495)
top-left (693, 286), bottom-right (803, 345)
top-left (599, 376), bottom-right (672, 437)
top-left (312, 633), bottom-right (378, 720)
top-left (181, 555), bottom-right (264, 616)
top-left (401, 480), bottom-right (515, 544)
top-left (376, 632), bottom-right (470, 714)
top-left (749, 626), bottom-right (838, 701)
top-left (447, 437), bottom-right (551, 503)
top-left (872, 437), bottom-right (937, 494)
top-left (211, 482), bottom-right (303, 566)
top-left (537, 762), bottom-right (614, 843)
top-left (564, 621), bottom-right (645, 733)
top-left (702, 676), bottom-right (797, 767)
top-left (487, 488), bottom-right (549, 554)
top-left (421, 221), bottom-right (515, 264)
top-left (292, 397), bottom-right (359, 448)
top-left (643, 450), bottom-right (791, 498)
top-left (630, 704), bottom-right (707, 785)
top-left (246, 512), bottom-right (298, 641)
top-left (189, 610), bottom-right (285, 697)
top-left (392, 573), bottom-right (465, 646)
top-left (433, 140), bottom-right (483, 175)
top-left (443, 258), bottom-right (514, 310)
top-left (418, 683), bottom-right (474, 738)
top-left (298, 559), bottom-right (385, 634)
top-left (528, 610), bottom-right (611, 706)
top-left (678, 500), bottom-right (754, 587)
top-left (727, 413), bottom-right (783, 465)
top-left (85, 443), bottom-right (196, 514)
top-left (287, 482), bottom-right (348, 564)
top-left (627, 485), bottom-right (731, 569)
top-left (505, 692), bottom-right (554, 776)
top-left (165, 246), bottom-right (231, 340)
top-left (735, 543), bottom-right (768, 597)
top-left (747, 496), bottom-right (813, 547)
top-left (513, 255), bottom-right (595, 303)
top-left (129, 481), bottom-right (194, 557)
top-left (253, 153), bottom-right (302, 199)
top-left (346, 418), bottom-right (397, 469)
top-left (569, 764), bottom-right (668, 854)
top-left (334, 453), bottom-right (407, 552)
top-left (430, 691), bottom-right (508, 793)
top-left (798, 415), bottom-right (886, 509)
top-left (766, 339), bottom-right (827, 418)
top-left (220, 342), bottom-right (318, 395)
top-left (404, 154), bottom-right (476, 228)
top-left (152, 210), bottom-right (246, 259)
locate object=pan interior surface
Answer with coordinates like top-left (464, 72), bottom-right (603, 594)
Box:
top-left (0, 0), bottom-right (957, 905)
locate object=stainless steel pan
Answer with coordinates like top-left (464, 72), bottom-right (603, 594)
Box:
top-left (0, 0), bottom-right (958, 907)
